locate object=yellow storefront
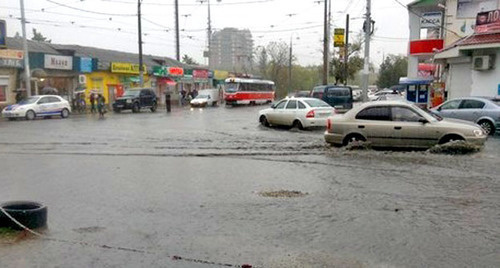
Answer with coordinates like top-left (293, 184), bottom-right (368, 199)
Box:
top-left (84, 62), bottom-right (151, 104)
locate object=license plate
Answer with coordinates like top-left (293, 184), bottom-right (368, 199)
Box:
top-left (116, 104), bottom-right (124, 108)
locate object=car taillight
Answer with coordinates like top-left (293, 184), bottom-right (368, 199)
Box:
top-left (306, 110), bottom-right (315, 118)
top-left (327, 118), bottom-right (332, 130)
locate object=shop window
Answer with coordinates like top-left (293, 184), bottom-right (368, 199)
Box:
top-left (457, 0), bottom-right (496, 19)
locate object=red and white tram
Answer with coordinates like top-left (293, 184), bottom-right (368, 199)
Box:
top-left (224, 78), bottom-right (275, 105)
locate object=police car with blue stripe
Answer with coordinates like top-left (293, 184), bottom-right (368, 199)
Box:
top-left (2, 95), bottom-right (71, 120)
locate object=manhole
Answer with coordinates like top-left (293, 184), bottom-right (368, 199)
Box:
top-left (258, 190), bottom-right (308, 198)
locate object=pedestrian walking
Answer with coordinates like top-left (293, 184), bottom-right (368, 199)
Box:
top-left (89, 93), bottom-right (96, 113)
top-left (97, 94), bottom-right (106, 118)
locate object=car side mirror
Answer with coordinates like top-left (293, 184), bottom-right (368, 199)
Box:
top-left (271, 103), bottom-right (277, 109)
top-left (419, 118), bottom-right (429, 124)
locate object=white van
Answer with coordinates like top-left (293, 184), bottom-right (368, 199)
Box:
top-left (190, 89), bottom-right (220, 107)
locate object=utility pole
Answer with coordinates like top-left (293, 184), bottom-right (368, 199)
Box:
top-left (322, 0), bottom-right (328, 85)
top-left (207, 0), bottom-right (212, 68)
top-left (175, 0), bottom-right (180, 61)
top-left (344, 14), bottom-right (349, 86)
top-left (288, 36), bottom-right (293, 96)
top-left (20, 0), bottom-right (31, 96)
top-left (137, 0), bottom-right (144, 87)
top-left (361, 0), bottom-right (372, 102)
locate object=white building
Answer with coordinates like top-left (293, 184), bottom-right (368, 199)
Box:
top-left (209, 28), bottom-right (254, 73)
top-left (406, 0), bottom-right (500, 99)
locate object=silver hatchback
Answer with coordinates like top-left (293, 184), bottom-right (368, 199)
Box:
top-left (431, 97), bottom-right (500, 135)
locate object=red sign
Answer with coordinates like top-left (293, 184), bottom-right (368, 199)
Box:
top-left (193, 69), bottom-right (208, 79)
top-left (476, 9), bottom-right (500, 33)
top-left (409, 39), bottom-right (444, 55)
top-left (168, 67), bottom-right (184, 76)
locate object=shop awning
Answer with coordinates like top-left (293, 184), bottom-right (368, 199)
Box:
top-left (158, 77), bottom-right (176, 86)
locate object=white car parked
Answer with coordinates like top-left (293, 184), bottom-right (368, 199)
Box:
top-left (2, 95), bottom-right (71, 120)
top-left (259, 97), bottom-right (335, 129)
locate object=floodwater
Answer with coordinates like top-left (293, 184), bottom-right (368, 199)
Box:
top-left (0, 105), bottom-right (499, 267)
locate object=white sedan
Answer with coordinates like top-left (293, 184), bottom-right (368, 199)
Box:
top-left (2, 95), bottom-right (71, 120)
top-left (259, 97), bottom-right (335, 129)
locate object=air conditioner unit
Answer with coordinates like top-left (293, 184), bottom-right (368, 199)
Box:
top-left (472, 55), bottom-right (493, 71)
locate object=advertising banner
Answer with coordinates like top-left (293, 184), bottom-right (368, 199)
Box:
top-left (0, 49), bottom-right (23, 59)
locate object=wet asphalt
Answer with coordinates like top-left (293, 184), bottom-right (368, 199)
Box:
top-left (0, 105), bottom-right (499, 268)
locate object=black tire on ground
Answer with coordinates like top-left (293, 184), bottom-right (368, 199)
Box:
top-left (212, 101), bottom-right (217, 107)
top-left (61, 108), bottom-right (70, 119)
top-left (150, 102), bottom-right (157, 112)
top-left (292, 120), bottom-right (304, 130)
top-left (478, 120), bottom-right (495, 135)
top-left (132, 103), bottom-right (140, 113)
top-left (7, 118), bottom-right (16, 121)
top-left (25, 110), bottom-right (35, 120)
top-left (260, 115), bottom-right (270, 127)
top-left (0, 201), bottom-right (48, 230)
top-left (438, 135), bottom-right (464, 144)
top-left (342, 133), bottom-right (366, 146)
top-left (113, 108), bottom-right (121, 113)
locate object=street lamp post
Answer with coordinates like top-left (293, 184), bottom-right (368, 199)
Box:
top-left (288, 33), bottom-right (299, 96)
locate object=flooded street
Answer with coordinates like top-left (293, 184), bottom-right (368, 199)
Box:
top-left (1, 106), bottom-right (500, 267)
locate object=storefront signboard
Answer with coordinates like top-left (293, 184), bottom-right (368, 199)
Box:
top-left (111, 62), bottom-right (146, 74)
top-left (44, 54), bottom-right (73, 70)
top-left (421, 12), bottom-right (442, 29)
top-left (476, 9), bottom-right (500, 33)
top-left (0, 20), bottom-right (6, 48)
top-left (153, 66), bottom-right (168, 77)
top-left (193, 69), bottom-right (208, 79)
top-left (80, 57), bottom-right (93, 73)
top-left (0, 49), bottom-right (23, 59)
top-left (168, 67), bottom-right (184, 76)
top-left (0, 58), bottom-right (23, 68)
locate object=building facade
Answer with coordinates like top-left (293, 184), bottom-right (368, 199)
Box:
top-left (209, 28), bottom-right (254, 73)
top-left (407, 0), bottom-right (500, 100)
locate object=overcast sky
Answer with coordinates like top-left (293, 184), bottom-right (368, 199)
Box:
top-left (1, 0), bottom-right (413, 67)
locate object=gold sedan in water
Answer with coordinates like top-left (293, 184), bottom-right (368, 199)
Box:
top-left (324, 101), bottom-right (487, 148)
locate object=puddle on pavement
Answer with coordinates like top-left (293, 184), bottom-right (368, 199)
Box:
top-left (345, 141), bottom-right (372, 151)
top-left (258, 190), bottom-right (308, 198)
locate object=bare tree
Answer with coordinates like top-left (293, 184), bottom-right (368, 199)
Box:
top-left (266, 42), bottom-right (289, 98)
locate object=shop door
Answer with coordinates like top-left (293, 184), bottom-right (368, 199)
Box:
top-left (107, 85), bottom-right (116, 104)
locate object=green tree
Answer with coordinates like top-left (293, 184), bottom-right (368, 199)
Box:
top-left (255, 46), bottom-right (268, 78)
top-left (181, 54), bottom-right (199, 65)
top-left (376, 55), bottom-right (408, 89)
top-left (31, 29), bottom-right (51, 43)
top-left (265, 41), bottom-right (289, 98)
top-left (329, 33), bottom-right (364, 85)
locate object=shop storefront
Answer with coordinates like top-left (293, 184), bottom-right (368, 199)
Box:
top-left (0, 49), bottom-right (23, 107)
top-left (152, 66), bottom-right (181, 105)
top-left (84, 62), bottom-right (150, 104)
top-left (29, 53), bottom-right (78, 99)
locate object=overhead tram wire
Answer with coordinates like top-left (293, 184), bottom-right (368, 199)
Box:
top-left (45, 0), bottom-right (137, 16)
top-left (100, 0), bottom-right (275, 6)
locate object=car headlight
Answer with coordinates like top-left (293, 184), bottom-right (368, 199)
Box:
top-left (473, 129), bottom-right (485, 137)
top-left (126, 99), bottom-right (132, 103)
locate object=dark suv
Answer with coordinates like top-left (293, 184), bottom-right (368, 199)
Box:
top-left (113, 88), bottom-right (158, 113)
